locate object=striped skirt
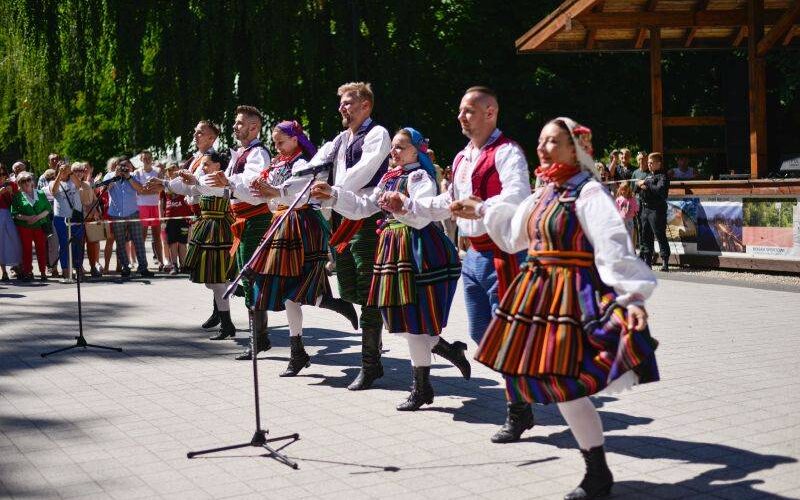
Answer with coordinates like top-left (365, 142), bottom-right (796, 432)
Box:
top-left (475, 251), bottom-right (660, 404)
top-left (252, 207), bottom-right (331, 311)
top-left (367, 221), bottom-right (461, 336)
top-left (184, 198), bottom-right (235, 284)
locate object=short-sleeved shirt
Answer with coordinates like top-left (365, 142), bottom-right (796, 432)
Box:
top-left (104, 173), bottom-right (139, 217)
top-left (132, 168), bottom-right (160, 206)
top-left (48, 180), bottom-right (83, 217)
top-left (161, 191), bottom-right (192, 218)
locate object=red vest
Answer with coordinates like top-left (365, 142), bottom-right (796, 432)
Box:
top-left (452, 134), bottom-right (515, 200)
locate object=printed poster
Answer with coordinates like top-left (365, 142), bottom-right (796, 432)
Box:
top-left (697, 201), bottom-right (745, 253)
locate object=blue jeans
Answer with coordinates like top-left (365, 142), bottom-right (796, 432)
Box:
top-left (53, 216), bottom-right (85, 270)
top-left (461, 247), bottom-right (525, 344)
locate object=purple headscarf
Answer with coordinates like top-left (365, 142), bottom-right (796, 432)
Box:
top-left (275, 120), bottom-right (317, 159)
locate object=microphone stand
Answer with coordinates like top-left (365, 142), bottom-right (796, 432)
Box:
top-left (42, 180), bottom-right (123, 357)
top-left (187, 165), bottom-right (329, 468)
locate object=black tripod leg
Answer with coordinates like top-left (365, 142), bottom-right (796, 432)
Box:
top-left (187, 441), bottom-right (254, 459)
top-left (261, 443), bottom-right (299, 469)
top-left (83, 343), bottom-right (124, 352)
top-left (41, 345), bottom-right (79, 358)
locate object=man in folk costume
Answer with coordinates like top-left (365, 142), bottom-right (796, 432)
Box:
top-left (384, 86), bottom-right (534, 442)
top-left (306, 82), bottom-right (391, 390)
top-left (209, 105), bottom-right (273, 360)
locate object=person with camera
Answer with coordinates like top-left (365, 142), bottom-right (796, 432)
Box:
top-left (48, 162), bottom-right (92, 279)
top-left (637, 152), bottom-right (671, 271)
top-left (102, 156), bottom-right (154, 278)
top-left (0, 165), bottom-right (23, 281)
top-left (10, 172), bottom-right (52, 281)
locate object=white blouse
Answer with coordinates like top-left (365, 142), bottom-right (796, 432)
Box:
top-left (170, 173), bottom-right (230, 198)
top-left (332, 163), bottom-right (438, 230)
top-left (483, 176), bottom-right (657, 307)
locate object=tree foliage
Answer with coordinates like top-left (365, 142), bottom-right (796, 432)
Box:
top-left (1, 0), bottom-right (798, 174)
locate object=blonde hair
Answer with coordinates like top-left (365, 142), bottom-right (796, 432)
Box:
top-left (16, 172), bottom-right (33, 183)
top-left (337, 82), bottom-right (374, 105)
top-left (616, 182), bottom-right (633, 198)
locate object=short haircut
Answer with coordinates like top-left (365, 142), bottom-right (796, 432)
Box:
top-left (198, 120), bottom-right (221, 136)
top-left (464, 86), bottom-right (497, 100)
top-left (117, 155), bottom-right (131, 165)
top-left (337, 82), bottom-right (374, 105)
top-left (16, 172), bottom-right (33, 183)
top-left (139, 150), bottom-right (152, 156)
top-left (648, 152), bottom-right (663, 163)
top-left (620, 148), bottom-right (631, 155)
top-left (235, 105), bottom-right (264, 124)
top-left (611, 149), bottom-right (619, 156)
top-left (43, 169), bottom-right (56, 179)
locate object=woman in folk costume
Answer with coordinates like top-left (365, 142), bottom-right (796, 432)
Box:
top-left (249, 121), bottom-right (358, 377)
top-left (468, 118), bottom-right (660, 500)
top-left (178, 151), bottom-right (238, 339)
top-left (312, 127), bottom-right (467, 411)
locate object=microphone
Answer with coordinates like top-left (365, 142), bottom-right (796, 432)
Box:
top-left (94, 176), bottom-right (122, 188)
top-left (293, 162), bottom-right (332, 178)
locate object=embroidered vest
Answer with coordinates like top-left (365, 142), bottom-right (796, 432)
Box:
top-left (453, 135), bottom-right (515, 200)
top-left (232, 141), bottom-right (266, 175)
top-left (338, 120), bottom-right (389, 188)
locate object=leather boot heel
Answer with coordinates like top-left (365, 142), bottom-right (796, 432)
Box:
top-left (564, 446), bottom-right (614, 500)
top-left (396, 366), bottom-right (434, 411)
top-left (280, 336), bottom-right (311, 377)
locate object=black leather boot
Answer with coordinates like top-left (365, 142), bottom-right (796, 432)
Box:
top-left (318, 295), bottom-right (359, 330)
top-left (396, 366), bottom-right (434, 411)
top-left (236, 310), bottom-right (271, 360)
top-left (491, 401), bottom-right (535, 443)
top-left (431, 338), bottom-right (471, 380)
top-left (201, 300), bottom-right (220, 329)
top-left (564, 446), bottom-right (614, 500)
top-left (209, 310), bottom-right (236, 340)
top-left (279, 336), bottom-right (311, 377)
top-left (347, 326), bottom-right (384, 390)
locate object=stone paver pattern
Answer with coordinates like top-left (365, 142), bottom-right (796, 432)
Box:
top-left (1, 274), bottom-right (800, 499)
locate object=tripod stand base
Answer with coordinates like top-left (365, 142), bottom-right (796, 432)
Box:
top-left (187, 430), bottom-right (300, 469)
top-left (41, 335), bottom-right (124, 358)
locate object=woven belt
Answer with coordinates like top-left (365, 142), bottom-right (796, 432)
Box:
top-left (527, 250), bottom-right (593, 268)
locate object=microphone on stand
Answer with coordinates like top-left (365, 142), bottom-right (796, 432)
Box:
top-left (93, 176), bottom-right (122, 188)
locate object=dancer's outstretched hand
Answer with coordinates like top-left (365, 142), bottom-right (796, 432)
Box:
top-left (251, 178), bottom-right (279, 199)
top-left (379, 192), bottom-right (407, 214)
top-left (207, 171), bottom-right (229, 188)
top-left (310, 181), bottom-right (333, 200)
top-left (451, 195), bottom-right (483, 220)
top-left (177, 171), bottom-right (197, 185)
top-left (626, 304), bottom-right (648, 331)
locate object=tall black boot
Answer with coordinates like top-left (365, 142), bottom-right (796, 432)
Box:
top-left (396, 366), bottom-right (434, 411)
top-left (279, 336), bottom-right (311, 377)
top-left (318, 295), bottom-right (359, 330)
top-left (209, 310), bottom-right (236, 340)
top-left (564, 446), bottom-right (614, 500)
top-left (201, 300), bottom-right (220, 329)
top-left (431, 338), bottom-right (471, 380)
top-left (347, 326), bottom-right (384, 390)
top-left (235, 310), bottom-right (271, 360)
top-left (491, 402), bottom-right (535, 443)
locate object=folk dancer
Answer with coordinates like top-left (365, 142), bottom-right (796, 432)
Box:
top-left (312, 127), bottom-right (466, 410)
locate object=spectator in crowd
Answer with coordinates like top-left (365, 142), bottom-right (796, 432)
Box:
top-left (132, 151), bottom-right (164, 270)
top-left (596, 161), bottom-right (611, 183)
top-left (669, 155), bottom-right (698, 180)
top-left (631, 151), bottom-right (650, 250)
top-left (103, 156), bottom-right (154, 278)
top-left (159, 162), bottom-right (191, 274)
top-left (10, 161), bottom-right (27, 181)
top-left (10, 171), bottom-right (52, 281)
top-left (99, 157), bottom-right (119, 273)
top-left (612, 148), bottom-right (634, 181)
top-left (37, 167), bottom-right (59, 276)
top-left (637, 152), bottom-right (671, 272)
top-left (49, 162), bottom-right (92, 278)
top-left (80, 162), bottom-right (104, 277)
top-left (615, 181), bottom-right (639, 237)
top-left (0, 165), bottom-right (23, 281)
top-left (608, 149), bottom-right (619, 178)
top-left (636, 150), bottom-right (647, 169)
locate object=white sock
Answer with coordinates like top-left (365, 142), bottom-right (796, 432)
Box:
top-left (285, 300), bottom-right (303, 337)
top-left (205, 283), bottom-right (230, 312)
top-left (557, 397), bottom-right (604, 450)
top-left (406, 334), bottom-right (439, 367)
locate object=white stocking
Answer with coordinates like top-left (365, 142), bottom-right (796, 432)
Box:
top-left (406, 334), bottom-right (439, 367)
top-left (205, 283), bottom-right (230, 312)
top-left (285, 300), bottom-right (303, 337)
top-left (557, 397), bottom-right (604, 450)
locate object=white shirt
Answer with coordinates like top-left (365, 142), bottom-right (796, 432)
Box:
top-left (332, 164), bottom-right (438, 230)
top-left (132, 168), bottom-right (160, 206)
top-left (483, 175), bottom-right (657, 307)
top-left (308, 117), bottom-right (391, 197)
top-left (181, 174), bottom-right (231, 199)
top-left (48, 180), bottom-right (82, 217)
top-left (224, 139), bottom-right (271, 206)
top-left (408, 129), bottom-right (531, 237)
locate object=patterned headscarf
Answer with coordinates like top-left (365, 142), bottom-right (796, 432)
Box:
top-left (275, 120), bottom-right (317, 159)
top-left (401, 127), bottom-right (436, 182)
top-left (553, 116), bottom-right (599, 180)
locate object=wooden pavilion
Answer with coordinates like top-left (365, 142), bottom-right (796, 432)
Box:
top-left (516, 0), bottom-right (800, 179)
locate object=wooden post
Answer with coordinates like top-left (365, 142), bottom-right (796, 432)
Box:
top-left (650, 28), bottom-right (664, 154)
top-left (748, 0), bottom-right (767, 178)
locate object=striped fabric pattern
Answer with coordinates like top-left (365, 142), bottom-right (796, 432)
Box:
top-left (474, 174), bottom-right (659, 404)
top-left (184, 196), bottom-right (235, 283)
top-left (253, 207), bottom-right (332, 311)
top-left (235, 212), bottom-right (272, 308)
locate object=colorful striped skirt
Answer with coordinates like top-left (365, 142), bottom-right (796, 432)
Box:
top-left (474, 251), bottom-right (660, 404)
top-left (367, 221), bottom-right (461, 336)
top-left (184, 197), bottom-right (235, 284)
top-left (252, 206), bottom-right (332, 311)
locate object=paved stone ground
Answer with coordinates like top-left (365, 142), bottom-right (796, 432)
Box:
top-left (1, 273), bottom-right (800, 499)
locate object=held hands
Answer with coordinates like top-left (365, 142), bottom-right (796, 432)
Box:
top-left (177, 170), bottom-right (197, 185)
top-left (378, 191), bottom-right (407, 214)
top-left (310, 181), bottom-right (333, 200)
top-left (206, 171), bottom-right (229, 188)
top-left (250, 178), bottom-right (280, 199)
top-left (626, 304), bottom-right (648, 331)
top-left (450, 195), bottom-right (484, 220)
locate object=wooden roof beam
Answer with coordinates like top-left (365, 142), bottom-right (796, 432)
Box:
top-left (684, 0), bottom-right (711, 48)
top-left (734, 26), bottom-right (747, 46)
top-left (783, 27), bottom-right (797, 46)
top-left (635, 0), bottom-right (659, 49)
top-left (516, 0), bottom-right (604, 52)
top-left (757, 1), bottom-right (800, 56)
top-left (577, 10), bottom-right (783, 29)
top-left (584, 1), bottom-right (604, 50)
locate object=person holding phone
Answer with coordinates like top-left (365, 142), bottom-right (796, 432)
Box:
top-left (48, 161), bottom-right (92, 278)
